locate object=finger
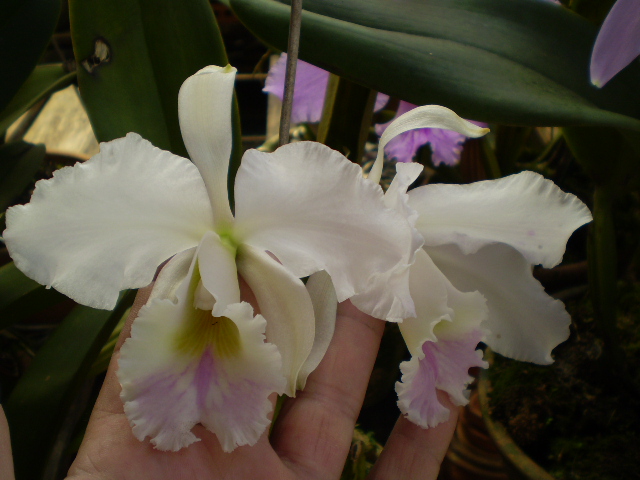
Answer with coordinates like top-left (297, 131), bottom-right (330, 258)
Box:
top-left (91, 285), bottom-right (154, 417)
top-left (367, 391), bottom-right (459, 480)
top-left (270, 300), bottom-right (385, 480)
top-left (0, 406), bottom-right (15, 480)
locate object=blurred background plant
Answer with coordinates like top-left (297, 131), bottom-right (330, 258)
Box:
top-left (0, 0), bottom-right (637, 478)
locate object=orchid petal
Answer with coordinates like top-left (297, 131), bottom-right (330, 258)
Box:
top-left (396, 328), bottom-right (486, 429)
top-left (263, 54), bottom-right (329, 124)
top-left (375, 93), bottom-right (390, 111)
top-left (4, 133), bottom-right (212, 310)
top-left (428, 243), bottom-right (571, 364)
top-left (369, 105), bottom-right (489, 184)
top-left (590, 0), bottom-right (640, 87)
top-left (148, 248), bottom-right (197, 303)
top-left (236, 244), bottom-right (315, 396)
top-left (396, 249), bottom-right (487, 429)
top-left (383, 162), bottom-right (423, 222)
top-left (374, 102), bottom-right (466, 165)
top-left (178, 65), bottom-right (236, 228)
top-left (234, 141), bottom-right (416, 320)
top-left (296, 270), bottom-right (337, 390)
top-left (118, 256), bottom-right (285, 452)
top-left (398, 249), bottom-right (488, 355)
top-left (409, 171), bottom-right (592, 268)
top-left (197, 231), bottom-right (240, 317)
top-left (350, 162), bottom-right (424, 321)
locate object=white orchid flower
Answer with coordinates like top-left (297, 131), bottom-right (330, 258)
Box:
top-left (3, 65), bottom-right (420, 451)
top-left (365, 107), bottom-right (592, 428)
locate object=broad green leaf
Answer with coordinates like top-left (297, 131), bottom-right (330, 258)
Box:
top-left (230, 0), bottom-right (640, 131)
top-left (0, 262), bottom-right (67, 331)
top-left (0, 65), bottom-right (76, 135)
top-left (0, 141), bottom-right (45, 211)
top-left (4, 291), bottom-right (135, 480)
top-left (0, 0), bottom-right (61, 112)
top-left (0, 261), bottom-right (41, 312)
top-left (70, 0), bottom-right (232, 157)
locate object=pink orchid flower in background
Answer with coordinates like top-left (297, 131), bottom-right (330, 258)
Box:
top-left (590, 0), bottom-right (640, 87)
top-left (366, 108), bottom-right (592, 428)
top-left (4, 65), bottom-right (421, 451)
top-left (263, 53), bottom-right (482, 166)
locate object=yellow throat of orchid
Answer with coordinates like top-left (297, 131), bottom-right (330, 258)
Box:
top-left (175, 310), bottom-right (242, 359)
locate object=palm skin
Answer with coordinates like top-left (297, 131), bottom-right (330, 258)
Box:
top-left (36, 286), bottom-right (457, 480)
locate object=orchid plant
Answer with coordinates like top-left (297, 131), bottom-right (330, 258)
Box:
top-left (3, 54), bottom-right (592, 449)
top-left (4, 0), bottom-right (629, 476)
top-left (1, 59), bottom-right (505, 451)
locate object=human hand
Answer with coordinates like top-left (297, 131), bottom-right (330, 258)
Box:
top-left (63, 285), bottom-right (458, 480)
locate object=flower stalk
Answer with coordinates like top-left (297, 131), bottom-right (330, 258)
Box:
top-left (278, 0), bottom-right (303, 146)
top-left (588, 186), bottom-right (627, 379)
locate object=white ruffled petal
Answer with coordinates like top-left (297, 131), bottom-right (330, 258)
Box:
top-left (399, 249), bottom-right (487, 355)
top-left (234, 141), bottom-right (416, 321)
top-left (396, 249), bottom-right (488, 429)
top-left (396, 328), bottom-right (486, 429)
top-left (351, 162), bottom-right (425, 321)
top-left (4, 133), bottom-right (212, 310)
top-left (178, 65), bottom-right (237, 228)
top-left (369, 105), bottom-right (489, 184)
top-left (118, 256), bottom-right (285, 452)
top-left (236, 244), bottom-right (316, 396)
top-left (428, 243), bottom-right (571, 364)
top-left (409, 171), bottom-right (592, 268)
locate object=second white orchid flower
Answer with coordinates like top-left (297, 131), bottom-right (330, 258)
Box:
top-left (365, 106), bottom-right (592, 428)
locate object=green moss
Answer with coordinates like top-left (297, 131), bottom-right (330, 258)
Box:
top-left (486, 283), bottom-right (640, 480)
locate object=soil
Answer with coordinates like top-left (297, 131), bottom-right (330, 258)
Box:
top-left (487, 281), bottom-right (640, 480)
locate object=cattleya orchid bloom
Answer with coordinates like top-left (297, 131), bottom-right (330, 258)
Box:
top-left (263, 53), bottom-right (479, 165)
top-left (3, 65), bottom-right (422, 451)
top-left (365, 108), bottom-right (593, 427)
top-left (590, 0), bottom-right (640, 87)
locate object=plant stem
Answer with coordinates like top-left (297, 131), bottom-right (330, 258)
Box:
top-left (588, 186), bottom-right (626, 378)
top-left (278, 0), bottom-right (303, 147)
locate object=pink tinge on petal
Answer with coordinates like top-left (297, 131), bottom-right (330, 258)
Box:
top-left (590, 0), bottom-right (640, 87)
top-left (263, 54), bottom-right (330, 123)
top-left (375, 102), bottom-right (481, 165)
top-left (124, 348), bottom-right (280, 452)
top-left (396, 328), bottom-right (487, 428)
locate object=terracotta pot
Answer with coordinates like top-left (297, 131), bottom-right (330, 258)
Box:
top-left (441, 386), bottom-right (509, 480)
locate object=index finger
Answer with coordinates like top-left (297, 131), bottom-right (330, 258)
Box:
top-left (92, 285), bottom-right (154, 417)
top-left (270, 301), bottom-right (385, 480)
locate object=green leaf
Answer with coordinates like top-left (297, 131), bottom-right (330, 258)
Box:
top-left (0, 262), bottom-right (68, 331)
top-left (0, 0), bottom-right (62, 112)
top-left (4, 290), bottom-right (135, 480)
top-left (230, 0), bottom-right (640, 131)
top-left (0, 261), bottom-right (41, 312)
top-left (0, 141), bottom-right (45, 211)
top-left (0, 65), bottom-right (76, 135)
top-left (69, 0), bottom-right (231, 157)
